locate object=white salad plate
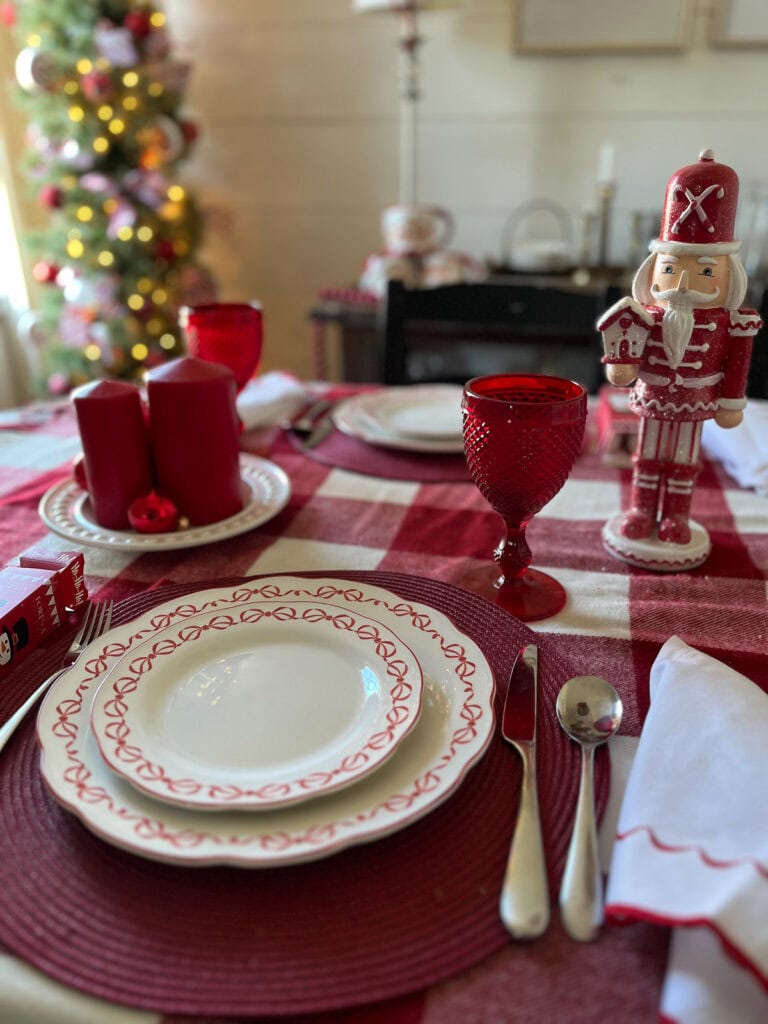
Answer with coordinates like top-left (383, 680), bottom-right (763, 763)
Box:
top-left (37, 453), bottom-right (291, 551)
top-left (333, 386), bottom-right (465, 453)
top-left (37, 577), bottom-right (495, 868)
top-left (89, 600), bottom-right (423, 810)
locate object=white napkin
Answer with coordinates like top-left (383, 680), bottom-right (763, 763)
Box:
top-left (701, 399), bottom-right (768, 496)
top-left (0, 953), bottom-right (159, 1023)
top-left (235, 371), bottom-right (311, 431)
top-left (605, 636), bottom-right (768, 1023)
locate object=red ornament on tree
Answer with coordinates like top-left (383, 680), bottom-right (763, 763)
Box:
top-left (0, 1), bottom-right (16, 28)
top-left (123, 10), bottom-right (152, 39)
top-left (38, 184), bottom-right (63, 209)
top-left (81, 69), bottom-right (113, 102)
top-left (32, 259), bottom-right (59, 283)
top-left (179, 119), bottom-right (199, 146)
top-left (155, 238), bottom-right (176, 261)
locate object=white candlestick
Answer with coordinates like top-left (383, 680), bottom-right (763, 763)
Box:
top-left (597, 142), bottom-right (615, 185)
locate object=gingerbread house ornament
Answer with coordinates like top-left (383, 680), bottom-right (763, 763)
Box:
top-left (597, 149), bottom-right (762, 571)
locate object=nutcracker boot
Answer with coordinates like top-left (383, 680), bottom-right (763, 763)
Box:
top-left (619, 457), bottom-right (662, 539)
top-left (658, 464), bottom-right (700, 545)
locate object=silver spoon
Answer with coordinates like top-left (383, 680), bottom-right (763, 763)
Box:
top-left (555, 675), bottom-right (623, 942)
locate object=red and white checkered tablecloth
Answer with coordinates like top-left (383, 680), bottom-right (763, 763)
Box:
top-left (0, 398), bottom-right (766, 1024)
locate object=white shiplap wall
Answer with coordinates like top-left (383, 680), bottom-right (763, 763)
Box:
top-left (164, 0), bottom-right (768, 379)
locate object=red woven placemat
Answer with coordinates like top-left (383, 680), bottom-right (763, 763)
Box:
top-left (0, 572), bottom-right (608, 1016)
top-left (287, 428), bottom-right (471, 482)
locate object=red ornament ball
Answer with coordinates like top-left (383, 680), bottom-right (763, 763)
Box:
top-left (127, 491), bottom-right (180, 533)
top-left (32, 260), bottom-right (60, 284)
top-left (154, 238), bottom-right (176, 262)
top-left (38, 184), bottom-right (63, 209)
top-left (81, 69), bottom-right (113, 102)
top-left (72, 453), bottom-right (88, 490)
top-left (180, 119), bottom-right (199, 146)
top-left (0, 2), bottom-right (16, 28)
top-left (123, 10), bottom-right (152, 39)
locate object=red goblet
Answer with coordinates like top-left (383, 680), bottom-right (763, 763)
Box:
top-left (462, 373), bottom-right (588, 622)
top-left (179, 302), bottom-right (263, 393)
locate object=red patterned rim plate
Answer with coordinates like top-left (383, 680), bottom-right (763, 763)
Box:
top-left (36, 577), bottom-right (496, 867)
top-left (88, 600), bottom-right (424, 811)
top-left (333, 386), bottom-right (465, 452)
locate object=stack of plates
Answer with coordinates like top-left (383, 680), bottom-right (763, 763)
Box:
top-left (333, 385), bottom-right (465, 453)
top-left (36, 576), bottom-right (495, 867)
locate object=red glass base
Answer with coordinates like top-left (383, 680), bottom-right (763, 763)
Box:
top-left (495, 568), bottom-right (567, 622)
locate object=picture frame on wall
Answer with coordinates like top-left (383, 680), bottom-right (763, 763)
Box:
top-left (710, 1), bottom-right (768, 47)
top-left (511, 0), bottom-right (694, 55)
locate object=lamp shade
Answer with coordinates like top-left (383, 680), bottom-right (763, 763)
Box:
top-left (353, 1), bottom-right (461, 12)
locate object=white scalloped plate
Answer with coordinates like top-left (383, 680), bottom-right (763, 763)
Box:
top-left (37, 453), bottom-right (291, 551)
top-left (37, 577), bottom-right (495, 868)
top-left (333, 386), bottom-right (465, 452)
top-left (89, 600), bottom-right (423, 810)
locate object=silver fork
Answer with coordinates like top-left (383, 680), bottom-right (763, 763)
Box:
top-left (0, 599), bottom-right (114, 755)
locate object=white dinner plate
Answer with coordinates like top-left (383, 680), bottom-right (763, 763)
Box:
top-left (89, 600), bottom-right (423, 810)
top-left (37, 577), bottom-right (495, 867)
top-left (37, 453), bottom-right (291, 551)
top-left (333, 386), bottom-right (465, 453)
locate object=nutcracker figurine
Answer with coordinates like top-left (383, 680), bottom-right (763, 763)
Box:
top-left (598, 149), bottom-right (762, 571)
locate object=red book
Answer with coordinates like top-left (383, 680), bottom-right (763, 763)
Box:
top-left (0, 550), bottom-right (87, 679)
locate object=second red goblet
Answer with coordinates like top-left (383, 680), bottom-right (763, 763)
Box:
top-left (462, 373), bottom-right (588, 622)
top-left (179, 301), bottom-right (263, 393)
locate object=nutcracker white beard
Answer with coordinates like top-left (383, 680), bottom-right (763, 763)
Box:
top-left (652, 285), bottom-right (721, 369)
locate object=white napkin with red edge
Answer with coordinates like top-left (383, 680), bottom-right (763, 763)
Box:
top-left (235, 370), bottom-right (311, 431)
top-left (605, 636), bottom-right (768, 1023)
top-left (701, 399), bottom-right (768, 496)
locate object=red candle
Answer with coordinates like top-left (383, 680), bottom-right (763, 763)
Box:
top-left (147, 356), bottom-right (242, 526)
top-left (71, 380), bottom-right (154, 530)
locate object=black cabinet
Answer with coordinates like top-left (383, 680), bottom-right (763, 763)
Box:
top-left (309, 274), bottom-right (627, 393)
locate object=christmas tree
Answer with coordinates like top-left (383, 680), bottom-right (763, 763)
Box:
top-left (3, 0), bottom-right (216, 395)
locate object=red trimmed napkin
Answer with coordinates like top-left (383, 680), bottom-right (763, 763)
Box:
top-left (605, 636), bottom-right (768, 1023)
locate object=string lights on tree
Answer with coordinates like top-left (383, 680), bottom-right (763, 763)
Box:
top-left (3, 0), bottom-right (217, 394)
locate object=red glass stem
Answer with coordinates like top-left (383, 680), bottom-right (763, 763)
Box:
top-left (495, 518), bottom-right (531, 582)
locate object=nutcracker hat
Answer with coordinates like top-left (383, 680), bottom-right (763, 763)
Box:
top-left (650, 148), bottom-right (740, 256)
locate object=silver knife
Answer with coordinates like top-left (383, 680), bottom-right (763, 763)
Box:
top-left (301, 409), bottom-right (335, 450)
top-left (285, 397), bottom-right (332, 435)
top-left (498, 643), bottom-right (550, 939)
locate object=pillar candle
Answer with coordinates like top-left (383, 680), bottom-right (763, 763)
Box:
top-left (146, 356), bottom-right (242, 526)
top-left (71, 380), bottom-right (154, 530)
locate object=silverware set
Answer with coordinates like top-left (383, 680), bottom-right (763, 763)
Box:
top-left (283, 397), bottom-right (335, 450)
top-left (499, 643), bottom-right (623, 942)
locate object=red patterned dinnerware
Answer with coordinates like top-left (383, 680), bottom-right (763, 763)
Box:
top-left (89, 600), bottom-right (423, 811)
top-left (333, 385), bottom-right (465, 453)
top-left (36, 577), bottom-right (495, 867)
top-left (179, 301), bottom-right (263, 393)
top-left (462, 373), bottom-right (588, 622)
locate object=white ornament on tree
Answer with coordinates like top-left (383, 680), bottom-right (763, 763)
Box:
top-left (15, 46), bottom-right (59, 92)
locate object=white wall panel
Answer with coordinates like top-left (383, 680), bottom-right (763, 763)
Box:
top-left (162, 0), bottom-right (768, 380)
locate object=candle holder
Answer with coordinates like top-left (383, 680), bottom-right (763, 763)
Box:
top-left (596, 181), bottom-right (616, 271)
